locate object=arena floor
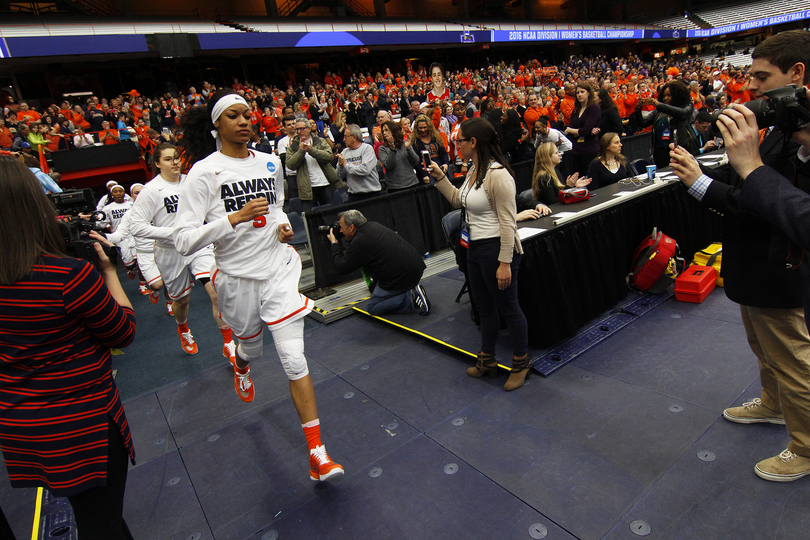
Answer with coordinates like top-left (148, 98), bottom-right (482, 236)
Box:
top-left (2, 266), bottom-right (807, 540)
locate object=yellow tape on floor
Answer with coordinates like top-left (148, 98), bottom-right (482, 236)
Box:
top-left (352, 306), bottom-right (509, 371)
top-left (30, 487), bottom-right (42, 540)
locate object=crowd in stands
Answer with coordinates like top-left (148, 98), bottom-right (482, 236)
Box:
top-left (1, 49), bottom-right (755, 196)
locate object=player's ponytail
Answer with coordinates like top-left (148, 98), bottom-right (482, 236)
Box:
top-left (180, 89), bottom-right (238, 167)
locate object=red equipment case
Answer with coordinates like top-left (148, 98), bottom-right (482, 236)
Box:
top-left (674, 265), bottom-right (717, 303)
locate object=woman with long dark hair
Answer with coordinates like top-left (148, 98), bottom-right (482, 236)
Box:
top-left (596, 88), bottom-right (625, 137)
top-left (500, 108), bottom-right (534, 163)
top-left (174, 89), bottom-right (343, 481)
top-left (564, 81), bottom-right (602, 176)
top-left (633, 80), bottom-right (694, 168)
top-left (586, 133), bottom-right (630, 189)
top-left (0, 156), bottom-right (136, 539)
top-left (428, 117), bottom-right (531, 391)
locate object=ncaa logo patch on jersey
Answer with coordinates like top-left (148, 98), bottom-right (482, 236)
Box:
top-left (267, 162), bottom-right (276, 173)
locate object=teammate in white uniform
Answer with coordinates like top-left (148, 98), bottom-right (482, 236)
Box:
top-left (174, 90), bottom-right (343, 482)
top-left (104, 184), bottom-right (167, 308)
top-left (100, 185), bottom-right (137, 279)
top-left (129, 142), bottom-right (236, 362)
top-left (96, 180), bottom-right (132, 210)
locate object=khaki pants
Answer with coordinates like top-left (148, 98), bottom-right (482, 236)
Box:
top-left (741, 305), bottom-right (810, 457)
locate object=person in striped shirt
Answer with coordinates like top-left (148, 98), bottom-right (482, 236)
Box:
top-left (0, 156), bottom-right (137, 539)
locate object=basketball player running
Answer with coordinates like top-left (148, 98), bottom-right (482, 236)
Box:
top-left (129, 142), bottom-right (237, 363)
top-left (172, 89), bottom-right (343, 482)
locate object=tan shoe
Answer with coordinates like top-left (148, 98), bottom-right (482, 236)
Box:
top-left (755, 449), bottom-right (810, 482)
top-left (722, 398), bottom-right (785, 425)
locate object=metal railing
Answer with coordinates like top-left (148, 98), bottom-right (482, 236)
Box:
top-left (278, 0), bottom-right (305, 17)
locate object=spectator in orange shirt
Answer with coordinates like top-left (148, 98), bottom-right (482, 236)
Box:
top-left (0, 117), bottom-right (12, 150)
top-left (59, 101), bottom-right (72, 120)
top-left (523, 93), bottom-right (544, 126)
top-left (624, 83), bottom-right (639, 113)
top-left (97, 121), bottom-right (119, 145)
top-left (688, 81), bottom-right (703, 110)
top-left (46, 126), bottom-right (61, 152)
top-left (16, 102), bottom-right (41, 123)
top-left (71, 105), bottom-right (91, 130)
top-left (725, 72), bottom-right (751, 104)
top-left (515, 69), bottom-right (525, 89)
top-left (609, 87), bottom-right (626, 119)
top-left (262, 107), bottom-right (279, 139)
top-left (560, 83), bottom-right (576, 127)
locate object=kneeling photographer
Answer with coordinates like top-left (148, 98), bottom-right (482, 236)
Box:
top-left (669, 29), bottom-right (810, 483)
top-left (327, 209), bottom-right (430, 316)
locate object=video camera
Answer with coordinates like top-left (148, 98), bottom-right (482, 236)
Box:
top-left (317, 221), bottom-right (343, 240)
top-left (48, 188), bottom-right (119, 266)
top-left (710, 84), bottom-right (810, 135)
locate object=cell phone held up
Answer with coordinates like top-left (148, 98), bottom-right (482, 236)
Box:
top-left (421, 150), bottom-right (431, 173)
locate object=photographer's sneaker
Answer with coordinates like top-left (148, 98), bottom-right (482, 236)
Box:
top-left (723, 398), bottom-right (785, 425)
top-left (309, 445), bottom-right (344, 482)
top-left (755, 449), bottom-right (810, 482)
top-left (178, 328), bottom-right (198, 355)
top-left (223, 341), bottom-right (236, 367)
top-left (233, 365), bottom-right (254, 403)
top-left (411, 284), bottom-right (431, 316)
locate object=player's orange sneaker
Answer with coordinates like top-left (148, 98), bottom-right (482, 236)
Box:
top-left (178, 328), bottom-right (198, 355)
top-left (139, 283), bottom-right (150, 295)
top-left (166, 302), bottom-right (174, 316)
top-left (309, 445), bottom-right (344, 482)
top-left (223, 341), bottom-right (236, 367)
top-left (149, 290), bottom-right (159, 304)
top-left (234, 365), bottom-right (255, 403)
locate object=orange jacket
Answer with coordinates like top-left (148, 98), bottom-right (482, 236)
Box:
top-left (17, 110), bottom-right (41, 123)
top-left (523, 106), bottom-right (543, 127)
top-left (560, 95), bottom-right (576, 126)
top-left (98, 129), bottom-right (119, 145)
top-left (0, 127), bottom-right (12, 148)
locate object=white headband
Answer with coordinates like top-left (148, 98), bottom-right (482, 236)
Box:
top-left (210, 94), bottom-right (249, 150)
top-left (130, 183), bottom-right (144, 190)
top-left (110, 184), bottom-right (124, 192)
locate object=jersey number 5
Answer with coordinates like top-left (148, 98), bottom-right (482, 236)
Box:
top-left (252, 216), bottom-right (266, 228)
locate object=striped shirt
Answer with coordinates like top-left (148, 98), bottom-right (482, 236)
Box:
top-left (0, 255), bottom-right (136, 496)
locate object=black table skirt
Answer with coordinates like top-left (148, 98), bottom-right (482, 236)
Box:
top-left (305, 177), bottom-right (722, 348)
top-left (518, 182), bottom-right (722, 348)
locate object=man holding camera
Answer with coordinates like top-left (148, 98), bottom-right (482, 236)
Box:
top-left (327, 209), bottom-right (430, 316)
top-left (670, 30), bottom-right (810, 482)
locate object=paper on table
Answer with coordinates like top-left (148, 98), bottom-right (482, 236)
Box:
top-left (518, 227), bottom-right (546, 240)
top-left (612, 191), bottom-right (634, 197)
top-left (553, 211), bottom-right (578, 218)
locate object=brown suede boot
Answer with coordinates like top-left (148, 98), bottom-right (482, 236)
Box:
top-left (467, 352), bottom-right (498, 378)
top-left (504, 354), bottom-right (531, 391)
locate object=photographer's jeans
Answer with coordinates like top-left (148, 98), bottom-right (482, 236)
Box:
top-left (366, 283), bottom-right (418, 316)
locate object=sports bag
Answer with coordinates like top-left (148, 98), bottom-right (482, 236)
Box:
top-left (627, 227), bottom-right (684, 294)
top-left (558, 187), bottom-right (592, 204)
top-left (692, 243), bottom-right (723, 287)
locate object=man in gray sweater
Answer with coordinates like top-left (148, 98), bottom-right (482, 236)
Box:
top-left (336, 124), bottom-right (382, 202)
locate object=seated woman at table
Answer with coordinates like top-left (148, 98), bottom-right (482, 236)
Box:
top-left (531, 142), bottom-right (592, 207)
top-left (586, 133), bottom-right (630, 189)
